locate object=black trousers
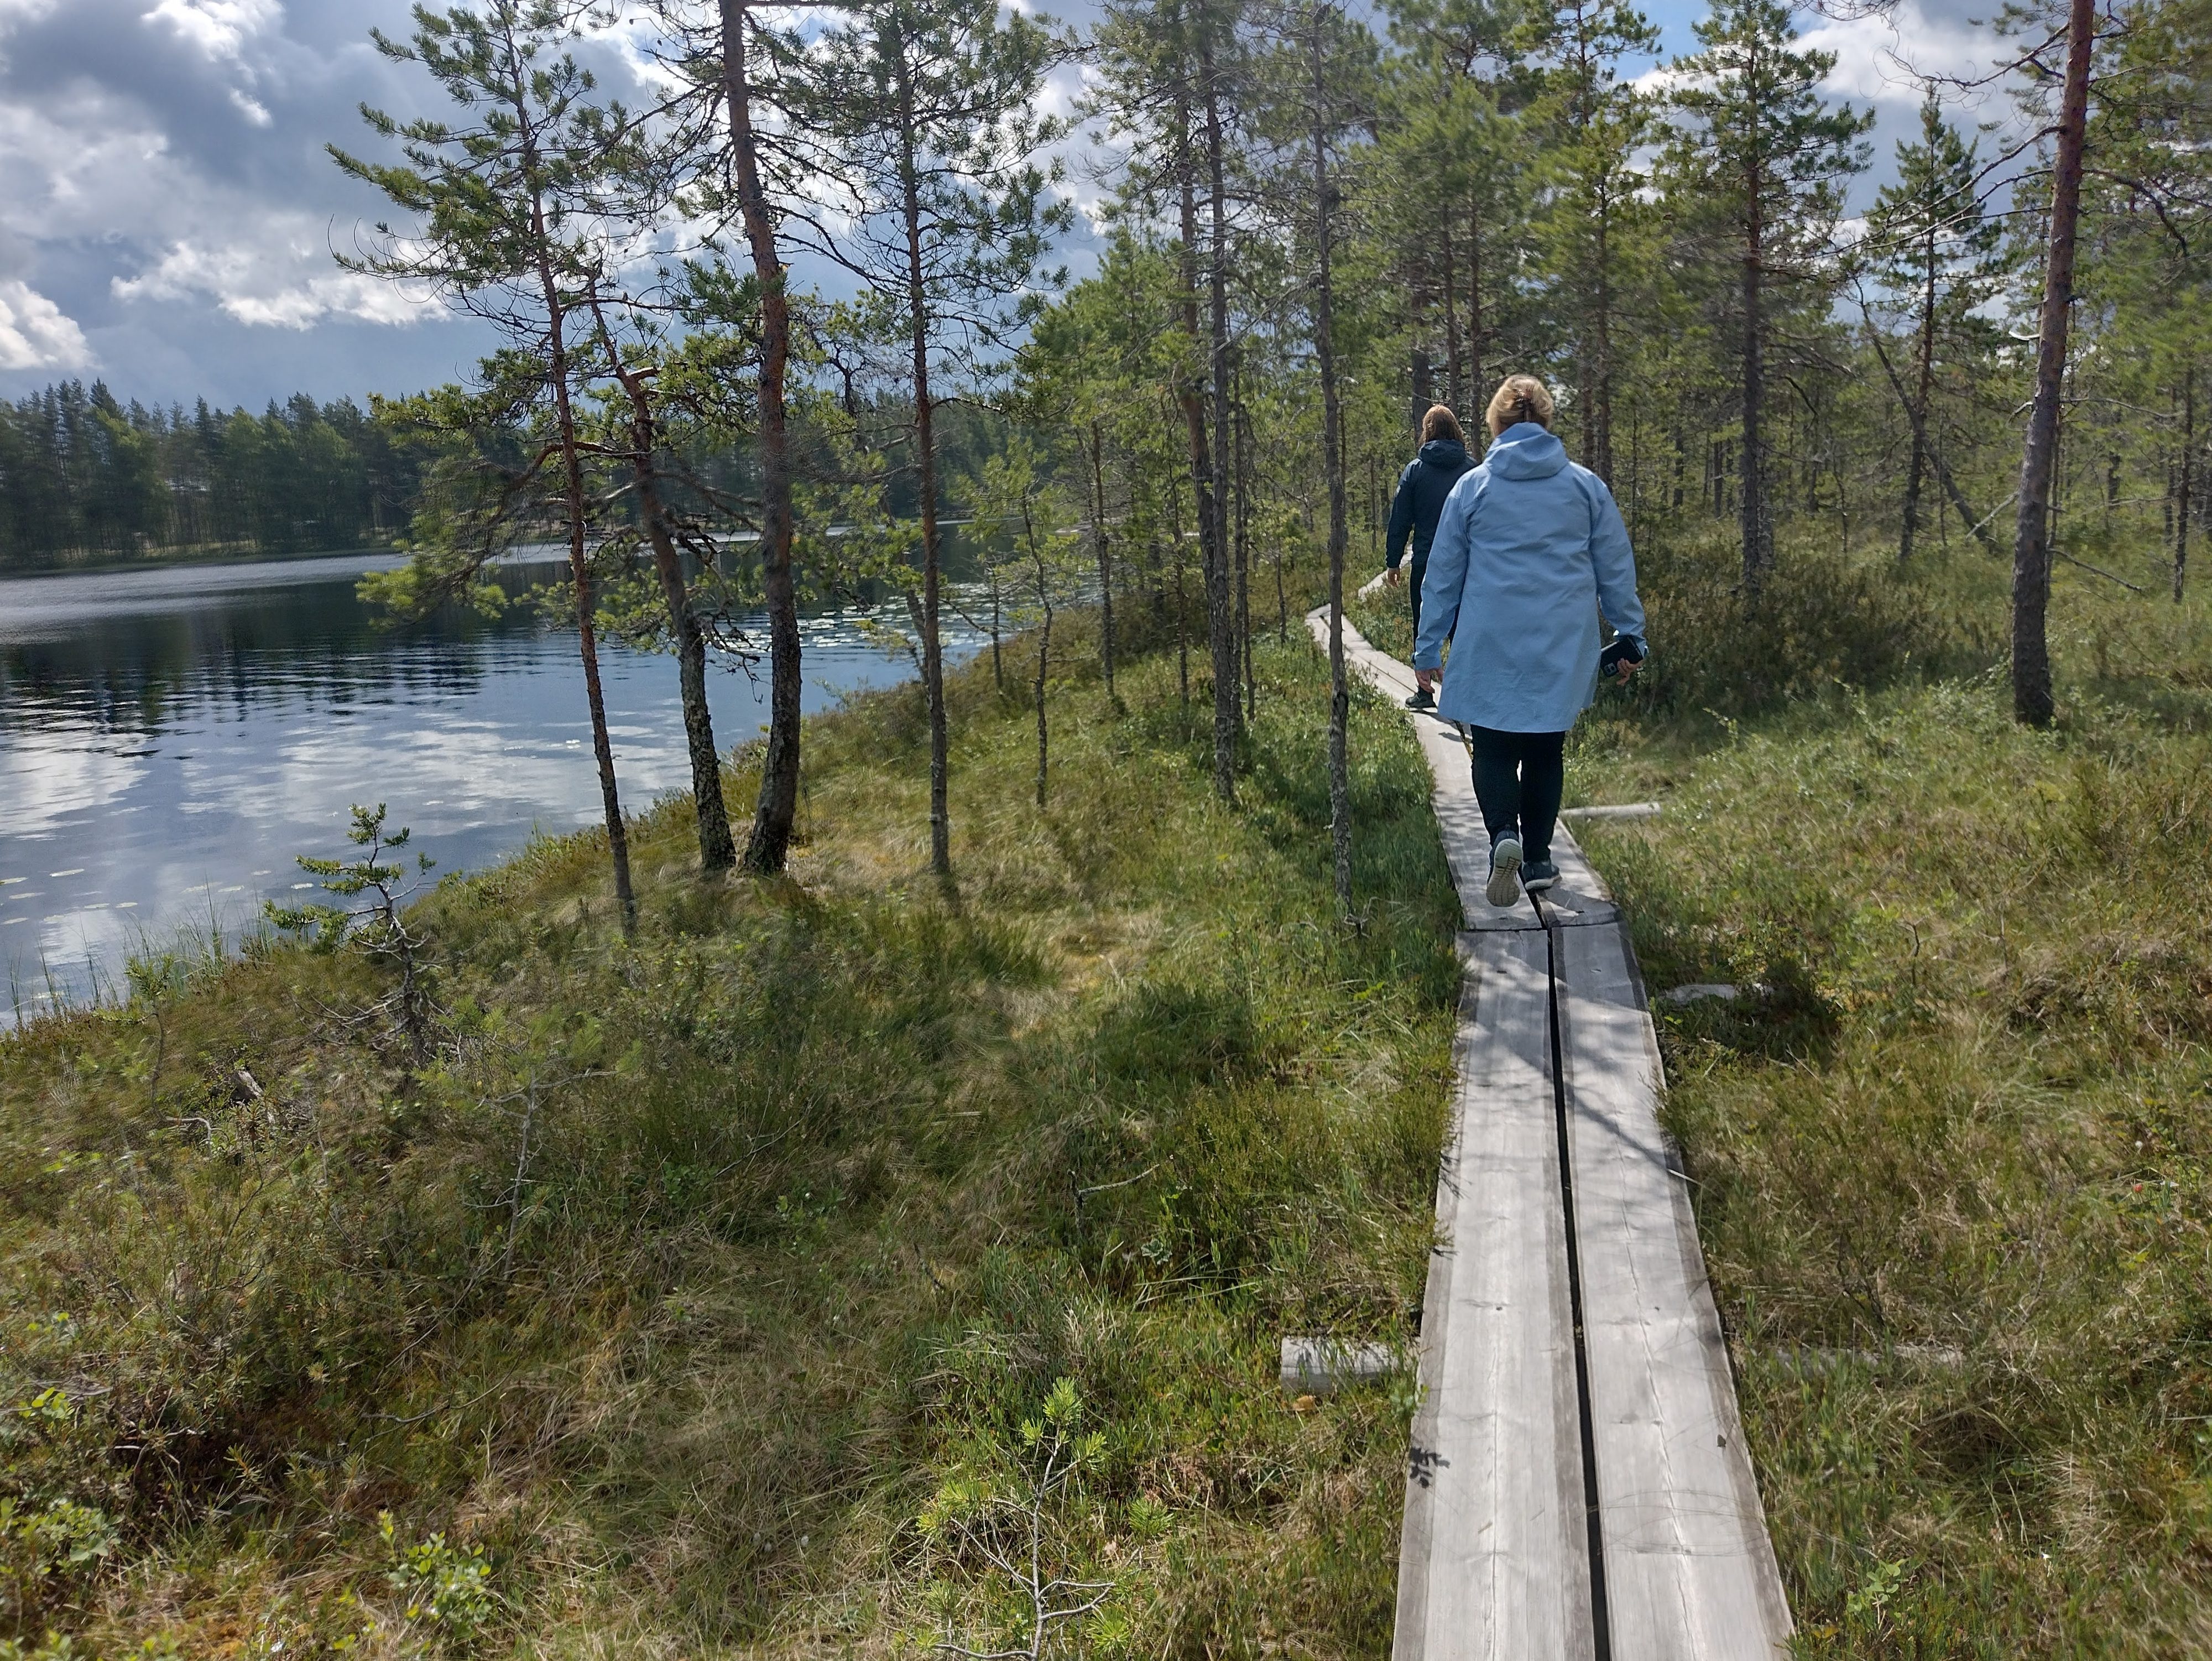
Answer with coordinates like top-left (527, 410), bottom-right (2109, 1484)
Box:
top-left (1468, 726), bottom-right (1566, 862)
top-left (1405, 549), bottom-right (1427, 643)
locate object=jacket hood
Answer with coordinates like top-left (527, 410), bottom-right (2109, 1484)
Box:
top-left (1417, 438), bottom-right (1469, 468)
top-left (1484, 423), bottom-right (1568, 480)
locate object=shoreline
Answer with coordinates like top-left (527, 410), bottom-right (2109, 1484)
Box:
top-left (0, 544), bottom-right (399, 581)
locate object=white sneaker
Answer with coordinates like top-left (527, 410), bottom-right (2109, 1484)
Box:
top-left (1485, 836), bottom-right (1523, 908)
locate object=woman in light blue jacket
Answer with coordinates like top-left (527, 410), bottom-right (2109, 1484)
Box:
top-left (1412, 376), bottom-right (1647, 907)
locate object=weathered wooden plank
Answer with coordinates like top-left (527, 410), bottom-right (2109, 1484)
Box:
top-left (1553, 920), bottom-right (1794, 1659)
top-left (1545, 823), bottom-right (1613, 902)
top-left (1416, 718), bottom-right (1542, 933)
top-left (1395, 929), bottom-right (1595, 1661)
top-left (1280, 1336), bottom-right (1397, 1395)
top-left (1350, 632), bottom-right (1419, 696)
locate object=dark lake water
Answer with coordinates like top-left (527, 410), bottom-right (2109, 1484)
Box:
top-left (0, 551), bottom-right (975, 1020)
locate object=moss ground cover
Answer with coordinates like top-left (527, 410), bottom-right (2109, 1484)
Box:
top-left (1594, 683), bottom-right (2212, 1657)
top-left (0, 614), bottom-right (1459, 1658)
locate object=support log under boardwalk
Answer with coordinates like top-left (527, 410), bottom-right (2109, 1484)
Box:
top-left (1310, 608), bottom-right (1792, 1659)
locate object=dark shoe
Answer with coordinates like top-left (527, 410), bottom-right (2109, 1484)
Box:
top-left (1485, 836), bottom-right (1524, 908)
top-left (1405, 686), bottom-right (1436, 711)
top-left (1521, 857), bottom-right (1560, 893)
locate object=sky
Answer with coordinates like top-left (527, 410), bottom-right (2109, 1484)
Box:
top-left (0, 0), bottom-right (2019, 415)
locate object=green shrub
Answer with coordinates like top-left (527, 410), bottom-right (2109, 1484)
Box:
top-left (380, 1512), bottom-right (495, 1643)
top-left (1624, 534), bottom-right (1991, 717)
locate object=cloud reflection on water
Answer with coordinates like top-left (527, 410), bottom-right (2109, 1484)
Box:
top-left (0, 550), bottom-right (977, 1018)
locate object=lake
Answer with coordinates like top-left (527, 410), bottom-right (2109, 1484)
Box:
top-left (0, 550), bottom-right (975, 1021)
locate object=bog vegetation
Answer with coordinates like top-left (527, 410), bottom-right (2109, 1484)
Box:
top-left (1, 608), bottom-right (1462, 1658)
top-left (4, 0), bottom-right (2212, 1651)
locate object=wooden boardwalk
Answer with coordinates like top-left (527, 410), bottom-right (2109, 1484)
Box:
top-left (1307, 612), bottom-right (1792, 1660)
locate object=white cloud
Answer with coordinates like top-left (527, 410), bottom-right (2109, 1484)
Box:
top-left (1801, 3), bottom-right (2000, 105)
top-left (0, 1), bottom-right (723, 398)
top-left (141, 0), bottom-right (280, 62)
top-left (0, 278), bottom-right (90, 369)
top-left (1639, 3), bottom-right (2008, 114)
top-left (115, 229), bottom-right (436, 329)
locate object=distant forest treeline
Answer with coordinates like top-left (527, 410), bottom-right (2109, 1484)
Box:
top-left (0, 380), bottom-right (430, 572)
top-left (0, 379), bottom-right (1024, 579)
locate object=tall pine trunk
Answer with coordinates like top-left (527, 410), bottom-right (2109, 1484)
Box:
top-left (1203, 36), bottom-right (1240, 785)
top-left (2177, 369), bottom-right (2195, 604)
top-left (595, 306), bottom-right (735, 872)
top-left (1441, 218), bottom-right (1464, 413)
top-left (1029, 503), bottom-right (1054, 808)
top-left (896, 70), bottom-right (952, 877)
top-left (1900, 222), bottom-right (1938, 563)
top-left (1235, 368), bottom-right (1254, 716)
top-left (528, 192), bottom-right (634, 934)
top-left (1171, 473), bottom-right (1191, 704)
top-left (1090, 420), bottom-right (1115, 697)
top-left (1172, 90), bottom-right (1224, 775)
top-left (1739, 143), bottom-right (1767, 592)
top-left (1311, 8), bottom-right (1350, 913)
top-left (1591, 200), bottom-right (1613, 485)
top-left (721, 0), bottom-right (802, 874)
top-left (1467, 197), bottom-right (1485, 422)
top-left (2012, 0), bottom-right (2094, 726)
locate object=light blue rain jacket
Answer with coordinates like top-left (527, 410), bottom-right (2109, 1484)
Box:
top-left (1412, 422), bottom-right (1648, 734)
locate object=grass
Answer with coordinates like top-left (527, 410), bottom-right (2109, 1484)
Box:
top-left (1355, 528), bottom-right (2212, 1654)
top-left (12, 514), bottom-right (2210, 1658)
top-left (0, 600), bottom-right (1462, 1658)
top-left (1559, 539), bottom-right (2212, 1656)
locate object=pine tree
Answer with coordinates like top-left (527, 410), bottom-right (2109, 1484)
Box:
top-left (680, 0), bottom-right (812, 875)
top-left (1251, 0), bottom-right (1374, 910)
top-left (1094, 0), bottom-right (1239, 791)
top-left (805, 0), bottom-right (1071, 877)
top-left (2075, 0), bottom-right (2212, 605)
top-left (1865, 99), bottom-right (2006, 563)
top-left (1664, 0), bottom-right (1869, 590)
top-left (585, 293), bottom-right (739, 872)
top-left (1526, 0), bottom-right (1657, 482)
top-left (333, 0), bottom-right (642, 931)
top-left (1201, 0), bottom-right (1247, 801)
top-left (2009, 0), bottom-right (2096, 725)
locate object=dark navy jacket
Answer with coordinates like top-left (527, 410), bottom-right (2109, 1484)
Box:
top-left (1386, 438), bottom-right (1476, 570)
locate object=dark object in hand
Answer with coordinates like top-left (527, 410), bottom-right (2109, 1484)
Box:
top-left (1598, 636), bottom-right (1646, 682)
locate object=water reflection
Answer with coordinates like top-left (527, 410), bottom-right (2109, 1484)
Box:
top-left (0, 551), bottom-right (972, 1019)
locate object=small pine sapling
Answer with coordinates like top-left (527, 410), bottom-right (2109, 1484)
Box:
top-left (268, 804), bottom-right (437, 1061)
top-left (972, 444), bottom-right (1083, 807)
top-left (919, 1377), bottom-right (1114, 1660)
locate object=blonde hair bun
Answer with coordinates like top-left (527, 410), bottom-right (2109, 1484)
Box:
top-left (1485, 374), bottom-right (1555, 433)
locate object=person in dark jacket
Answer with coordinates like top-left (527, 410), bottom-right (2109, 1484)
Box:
top-left (1385, 404), bottom-right (1476, 710)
